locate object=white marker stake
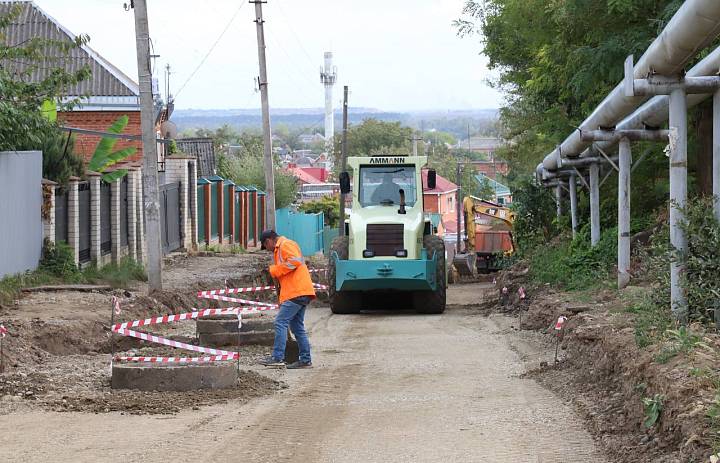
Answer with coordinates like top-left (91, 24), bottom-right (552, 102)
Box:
top-left (554, 316), bottom-right (567, 364)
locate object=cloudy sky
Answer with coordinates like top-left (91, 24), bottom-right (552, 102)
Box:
top-left (34, 0), bottom-right (502, 111)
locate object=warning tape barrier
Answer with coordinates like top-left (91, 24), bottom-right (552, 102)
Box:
top-left (198, 282), bottom-right (328, 298)
top-left (198, 294), bottom-right (279, 307)
top-left (113, 307), bottom-right (245, 331)
top-left (115, 355), bottom-right (237, 363)
top-left (113, 327), bottom-right (239, 357)
top-left (109, 303), bottom-right (256, 364)
top-left (198, 286), bottom-right (275, 297)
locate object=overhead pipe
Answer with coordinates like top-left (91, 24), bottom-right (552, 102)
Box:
top-left (535, 44), bottom-right (720, 183)
top-left (542, 0), bottom-right (720, 171)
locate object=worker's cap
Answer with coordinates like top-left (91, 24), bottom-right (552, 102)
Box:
top-left (259, 229), bottom-right (278, 250)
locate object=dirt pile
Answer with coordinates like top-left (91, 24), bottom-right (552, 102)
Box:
top-left (0, 253), bottom-right (289, 415)
top-left (489, 266), bottom-right (720, 462)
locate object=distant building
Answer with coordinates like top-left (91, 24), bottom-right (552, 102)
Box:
top-left (456, 137), bottom-right (505, 158)
top-left (476, 173), bottom-right (512, 205)
top-left (469, 160), bottom-right (509, 180)
top-left (422, 170), bottom-right (458, 238)
top-left (298, 133), bottom-right (325, 145)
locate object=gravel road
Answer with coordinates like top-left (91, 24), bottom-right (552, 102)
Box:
top-left (0, 283), bottom-right (606, 462)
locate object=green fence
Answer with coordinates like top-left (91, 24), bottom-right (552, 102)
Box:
top-left (276, 208), bottom-right (325, 256)
top-left (196, 176), bottom-right (266, 247)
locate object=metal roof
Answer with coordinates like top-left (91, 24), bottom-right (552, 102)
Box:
top-left (0, 1), bottom-right (139, 98)
top-left (475, 173), bottom-right (511, 197)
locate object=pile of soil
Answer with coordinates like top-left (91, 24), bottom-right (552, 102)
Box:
top-left (488, 267), bottom-right (720, 463)
top-left (0, 253), bottom-right (288, 415)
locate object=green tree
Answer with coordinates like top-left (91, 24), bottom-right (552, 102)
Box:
top-left (454, 0), bottom-right (684, 176)
top-left (0, 5), bottom-right (90, 174)
top-left (41, 132), bottom-right (84, 185)
top-left (335, 119), bottom-right (413, 158)
top-left (88, 115), bottom-right (137, 183)
top-left (218, 152), bottom-right (298, 209)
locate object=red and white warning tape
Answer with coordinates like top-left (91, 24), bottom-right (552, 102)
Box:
top-left (0, 324), bottom-right (7, 338)
top-left (554, 316), bottom-right (568, 331)
top-left (115, 355), bottom-right (237, 363)
top-left (112, 308), bottom-right (244, 331)
top-left (199, 294), bottom-right (279, 307)
top-left (199, 282), bottom-right (327, 298)
top-left (113, 328), bottom-right (238, 356)
top-left (309, 268), bottom-right (326, 274)
top-left (110, 299), bottom-right (241, 364)
top-left (197, 286), bottom-right (275, 297)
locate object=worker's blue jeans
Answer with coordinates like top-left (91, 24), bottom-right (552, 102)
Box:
top-left (272, 296), bottom-right (312, 363)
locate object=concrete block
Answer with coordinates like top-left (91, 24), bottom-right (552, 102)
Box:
top-left (111, 363), bottom-right (238, 391)
top-left (196, 318), bottom-right (274, 334)
top-left (199, 330), bottom-right (275, 347)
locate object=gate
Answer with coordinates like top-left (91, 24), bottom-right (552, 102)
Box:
top-left (120, 177), bottom-right (129, 247)
top-left (55, 189), bottom-right (68, 244)
top-left (78, 182), bottom-right (91, 263)
top-left (100, 181), bottom-right (111, 255)
top-left (160, 182), bottom-right (182, 254)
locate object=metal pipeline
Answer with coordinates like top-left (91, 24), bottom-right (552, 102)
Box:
top-left (541, 0), bottom-right (720, 171)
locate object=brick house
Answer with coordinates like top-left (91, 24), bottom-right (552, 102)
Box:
top-left (0, 1), bottom-right (166, 165)
top-left (422, 170), bottom-right (458, 238)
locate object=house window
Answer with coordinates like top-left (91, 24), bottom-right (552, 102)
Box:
top-left (447, 196), bottom-right (454, 212)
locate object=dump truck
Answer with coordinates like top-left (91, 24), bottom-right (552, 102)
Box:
top-left (453, 196), bottom-right (515, 275)
top-left (328, 154), bottom-right (447, 314)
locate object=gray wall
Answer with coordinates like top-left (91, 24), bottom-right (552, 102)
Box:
top-left (0, 151), bottom-right (42, 279)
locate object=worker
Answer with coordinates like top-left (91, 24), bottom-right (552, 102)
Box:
top-left (371, 172), bottom-right (401, 204)
top-left (258, 229), bottom-right (315, 369)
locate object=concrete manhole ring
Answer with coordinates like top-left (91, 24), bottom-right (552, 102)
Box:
top-left (111, 362), bottom-right (239, 392)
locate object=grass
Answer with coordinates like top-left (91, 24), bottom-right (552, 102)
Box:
top-left (653, 326), bottom-right (709, 364)
top-left (81, 257), bottom-right (147, 288)
top-left (0, 256), bottom-right (147, 306)
top-left (201, 243), bottom-right (246, 254)
top-left (626, 298), bottom-right (673, 348)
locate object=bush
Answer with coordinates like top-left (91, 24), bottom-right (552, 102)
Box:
top-left (527, 226), bottom-right (617, 291)
top-left (636, 197), bottom-right (720, 323)
top-left (39, 240), bottom-right (79, 279)
top-left (299, 195), bottom-right (341, 228)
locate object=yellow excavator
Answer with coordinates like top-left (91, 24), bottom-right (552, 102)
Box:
top-left (452, 196), bottom-right (515, 275)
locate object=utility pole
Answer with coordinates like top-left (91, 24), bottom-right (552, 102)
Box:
top-left (339, 85), bottom-right (349, 236)
top-left (412, 132), bottom-right (421, 156)
top-left (456, 161), bottom-right (462, 253)
top-left (132, 0), bottom-right (162, 291)
top-left (251, 0), bottom-right (276, 230)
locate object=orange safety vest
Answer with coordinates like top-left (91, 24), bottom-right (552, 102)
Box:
top-left (269, 236), bottom-right (316, 303)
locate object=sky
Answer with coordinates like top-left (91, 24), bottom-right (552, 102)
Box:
top-left (33, 0), bottom-right (503, 111)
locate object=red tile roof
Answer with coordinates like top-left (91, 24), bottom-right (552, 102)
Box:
top-left (422, 169), bottom-right (458, 194)
top-left (287, 167), bottom-right (322, 184)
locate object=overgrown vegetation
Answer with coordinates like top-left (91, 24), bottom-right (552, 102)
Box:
top-left (525, 227), bottom-right (617, 291)
top-left (0, 241), bottom-right (146, 306)
top-left (217, 132), bottom-right (298, 209)
top-left (299, 195), bottom-right (341, 228)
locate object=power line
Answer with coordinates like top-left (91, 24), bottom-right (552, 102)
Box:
top-left (174, 0), bottom-right (248, 98)
top-left (275, 0), bottom-right (318, 71)
top-left (264, 28), bottom-right (321, 107)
